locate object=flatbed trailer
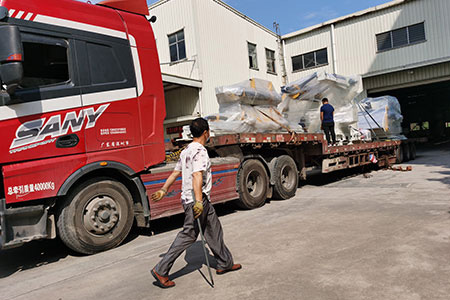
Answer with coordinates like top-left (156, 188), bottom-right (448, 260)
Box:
top-left (144, 132), bottom-right (402, 219)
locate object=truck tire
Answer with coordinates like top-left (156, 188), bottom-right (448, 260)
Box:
top-left (402, 143), bottom-right (411, 162)
top-left (236, 159), bottom-right (269, 209)
top-left (272, 155), bottom-right (298, 200)
top-left (395, 146), bottom-right (403, 164)
top-left (409, 143), bottom-right (417, 160)
top-left (57, 178), bottom-right (134, 255)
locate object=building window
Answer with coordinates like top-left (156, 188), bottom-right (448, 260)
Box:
top-left (291, 48), bottom-right (328, 72)
top-left (265, 48), bottom-right (276, 74)
top-left (248, 42), bottom-right (258, 70)
top-left (168, 30), bottom-right (186, 63)
top-left (376, 22), bottom-right (425, 52)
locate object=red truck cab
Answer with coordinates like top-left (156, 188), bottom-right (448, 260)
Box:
top-left (0, 0), bottom-right (166, 253)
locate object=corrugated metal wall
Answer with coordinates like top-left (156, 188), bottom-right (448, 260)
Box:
top-left (335, 0), bottom-right (450, 76)
top-left (364, 61), bottom-right (450, 92)
top-left (283, 0), bottom-right (450, 83)
top-left (283, 27), bottom-right (333, 81)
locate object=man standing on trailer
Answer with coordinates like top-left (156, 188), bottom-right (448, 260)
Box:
top-left (150, 118), bottom-right (241, 288)
top-left (320, 98), bottom-right (337, 145)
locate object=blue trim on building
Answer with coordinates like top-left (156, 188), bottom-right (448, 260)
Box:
top-left (143, 168), bottom-right (238, 186)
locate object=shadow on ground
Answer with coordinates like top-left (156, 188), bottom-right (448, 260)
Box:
top-left (0, 239), bottom-right (71, 278)
top-left (301, 164), bottom-right (377, 187)
top-left (168, 241), bottom-right (217, 280)
top-left (0, 202), bottom-right (236, 279)
top-left (150, 241), bottom-right (217, 287)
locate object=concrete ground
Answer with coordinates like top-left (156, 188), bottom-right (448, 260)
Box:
top-left (1, 144), bottom-right (450, 300)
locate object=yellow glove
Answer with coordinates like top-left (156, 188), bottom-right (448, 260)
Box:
top-left (151, 189), bottom-right (167, 202)
top-left (193, 201), bottom-right (203, 219)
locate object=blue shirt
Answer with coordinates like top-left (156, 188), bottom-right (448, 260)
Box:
top-left (320, 103), bottom-right (334, 123)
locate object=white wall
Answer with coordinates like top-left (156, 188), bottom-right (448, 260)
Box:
top-left (193, 0), bottom-right (282, 115)
top-left (150, 0), bottom-right (282, 117)
top-left (150, 0), bottom-right (200, 80)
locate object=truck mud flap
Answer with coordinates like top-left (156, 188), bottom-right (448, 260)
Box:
top-left (0, 199), bottom-right (48, 250)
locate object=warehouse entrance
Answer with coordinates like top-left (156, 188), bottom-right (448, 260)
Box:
top-left (369, 80), bottom-right (450, 142)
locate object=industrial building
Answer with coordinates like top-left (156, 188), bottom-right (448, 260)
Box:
top-left (149, 0), bottom-right (282, 141)
top-left (149, 0), bottom-right (450, 142)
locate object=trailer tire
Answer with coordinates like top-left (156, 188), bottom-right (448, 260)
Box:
top-left (402, 143), bottom-right (411, 162)
top-left (395, 146), bottom-right (403, 164)
top-left (409, 143), bottom-right (417, 160)
top-left (236, 159), bottom-right (269, 209)
top-left (272, 155), bottom-right (298, 200)
top-left (57, 178), bottom-right (134, 255)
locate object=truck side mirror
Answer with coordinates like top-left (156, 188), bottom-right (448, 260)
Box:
top-left (0, 24), bottom-right (23, 105)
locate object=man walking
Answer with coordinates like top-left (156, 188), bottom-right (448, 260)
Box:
top-left (151, 118), bottom-right (241, 288)
top-left (320, 98), bottom-right (337, 145)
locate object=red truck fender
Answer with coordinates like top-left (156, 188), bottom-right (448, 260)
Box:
top-left (58, 161), bottom-right (150, 227)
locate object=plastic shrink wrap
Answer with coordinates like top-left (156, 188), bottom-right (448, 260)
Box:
top-left (205, 79), bottom-right (303, 134)
top-left (357, 96), bottom-right (406, 140)
top-left (215, 78), bottom-right (282, 106)
top-left (279, 71), bottom-right (363, 140)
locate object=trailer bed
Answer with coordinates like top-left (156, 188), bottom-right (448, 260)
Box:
top-left (207, 132), bottom-right (401, 156)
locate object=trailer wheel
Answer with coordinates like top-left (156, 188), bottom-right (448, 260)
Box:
top-left (395, 146), bottom-right (403, 164)
top-left (272, 155), bottom-right (298, 200)
top-left (409, 143), bottom-right (417, 160)
top-left (57, 178), bottom-right (134, 255)
top-left (236, 159), bottom-right (269, 209)
top-left (402, 143), bottom-right (411, 162)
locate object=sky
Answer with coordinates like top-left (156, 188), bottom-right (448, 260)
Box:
top-left (149, 0), bottom-right (393, 34)
top-left (90, 0), bottom-right (394, 35)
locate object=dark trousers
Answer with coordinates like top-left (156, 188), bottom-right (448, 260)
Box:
top-left (322, 122), bottom-right (336, 144)
top-left (155, 197), bottom-right (234, 276)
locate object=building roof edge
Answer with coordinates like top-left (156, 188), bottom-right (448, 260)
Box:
top-left (282, 0), bottom-right (411, 40)
top-left (149, 0), bottom-right (278, 37)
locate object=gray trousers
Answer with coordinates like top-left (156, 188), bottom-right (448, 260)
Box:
top-left (155, 197), bottom-right (234, 276)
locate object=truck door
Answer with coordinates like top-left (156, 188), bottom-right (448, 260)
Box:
top-left (76, 34), bottom-right (141, 156)
top-left (1, 28), bottom-right (84, 164)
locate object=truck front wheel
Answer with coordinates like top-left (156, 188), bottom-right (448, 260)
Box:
top-left (57, 178), bottom-right (134, 255)
top-left (236, 159), bottom-right (269, 209)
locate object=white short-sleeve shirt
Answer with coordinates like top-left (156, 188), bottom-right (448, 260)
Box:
top-left (175, 142), bottom-right (212, 204)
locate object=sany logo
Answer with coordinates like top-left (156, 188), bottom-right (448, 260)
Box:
top-left (10, 104), bottom-right (110, 150)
